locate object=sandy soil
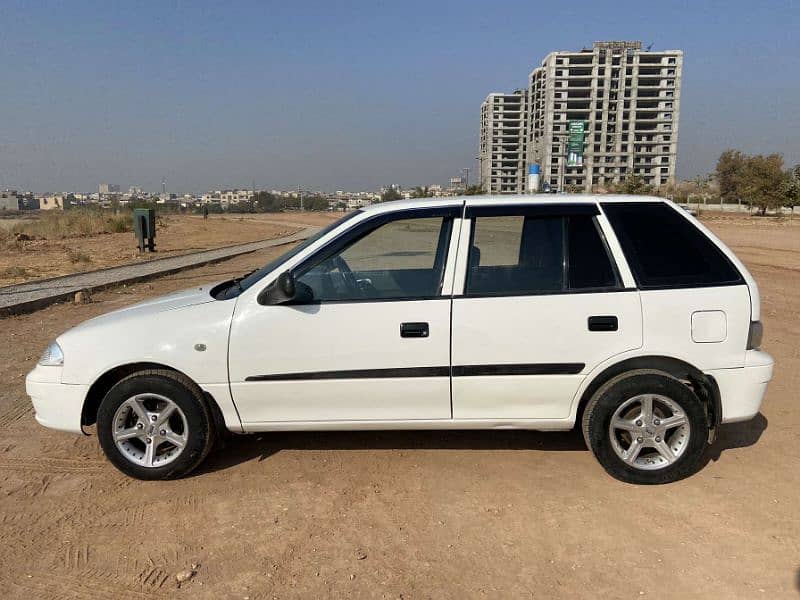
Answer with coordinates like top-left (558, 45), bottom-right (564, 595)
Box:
top-left (0, 211), bottom-right (343, 287)
top-left (0, 214), bottom-right (798, 598)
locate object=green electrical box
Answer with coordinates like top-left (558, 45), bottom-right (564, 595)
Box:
top-left (133, 207), bottom-right (156, 252)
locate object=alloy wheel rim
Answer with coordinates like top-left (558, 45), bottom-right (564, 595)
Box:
top-left (112, 394), bottom-right (188, 468)
top-left (608, 393), bottom-right (690, 470)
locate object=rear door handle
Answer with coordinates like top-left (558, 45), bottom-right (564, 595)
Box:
top-left (588, 315), bottom-right (618, 331)
top-left (400, 322), bottom-right (429, 338)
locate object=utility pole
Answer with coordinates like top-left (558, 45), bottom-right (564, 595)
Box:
top-left (462, 168), bottom-right (470, 191)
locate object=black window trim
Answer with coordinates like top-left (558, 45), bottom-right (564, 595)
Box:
top-left (465, 203), bottom-right (599, 218)
top-left (573, 213), bottom-right (623, 290)
top-left (462, 204), bottom-right (624, 299)
top-left (287, 205), bottom-right (462, 305)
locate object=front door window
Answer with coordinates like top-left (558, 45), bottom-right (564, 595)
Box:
top-left (297, 216), bottom-right (452, 302)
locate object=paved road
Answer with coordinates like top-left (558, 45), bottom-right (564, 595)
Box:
top-left (0, 227), bottom-right (316, 315)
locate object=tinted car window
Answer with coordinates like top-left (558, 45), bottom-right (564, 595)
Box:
top-left (468, 216), bottom-right (563, 295)
top-left (297, 216), bottom-right (451, 301)
top-left (466, 213), bottom-right (619, 295)
top-left (470, 216), bottom-right (524, 267)
top-left (568, 215), bottom-right (619, 289)
top-left (602, 202), bottom-right (742, 288)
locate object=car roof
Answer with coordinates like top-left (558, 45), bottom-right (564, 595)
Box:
top-left (361, 194), bottom-right (668, 215)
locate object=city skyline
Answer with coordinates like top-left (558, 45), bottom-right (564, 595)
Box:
top-left (1, 1), bottom-right (798, 193)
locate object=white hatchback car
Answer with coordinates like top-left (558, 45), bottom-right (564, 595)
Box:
top-left (27, 196), bottom-right (773, 483)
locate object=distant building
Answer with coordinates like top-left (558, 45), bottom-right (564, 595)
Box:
top-left (17, 192), bottom-right (38, 210)
top-left (480, 41), bottom-right (683, 193)
top-left (99, 183), bottom-right (120, 194)
top-left (345, 197), bottom-right (371, 209)
top-left (200, 189), bottom-right (254, 207)
top-left (0, 190), bottom-right (20, 211)
top-left (479, 90), bottom-right (528, 194)
top-left (39, 194), bottom-right (65, 210)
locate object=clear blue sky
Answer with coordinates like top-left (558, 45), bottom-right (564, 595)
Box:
top-left (1, 0), bottom-right (798, 194)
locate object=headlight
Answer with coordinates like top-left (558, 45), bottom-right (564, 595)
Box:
top-left (39, 341), bottom-right (64, 366)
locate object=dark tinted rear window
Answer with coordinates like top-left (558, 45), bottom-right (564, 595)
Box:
top-left (568, 215), bottom-right (618, 289)
top-left (602, 202), bottom-right (742, 288)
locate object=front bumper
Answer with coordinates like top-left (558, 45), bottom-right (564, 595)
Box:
top-left (25, 365), bottom-right (88, 435)
top-left (706, 350), bottom-right (774, 424)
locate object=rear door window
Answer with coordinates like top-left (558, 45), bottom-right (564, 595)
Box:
top-left (465, 207), bottom-right (620, 296)
top-left (602, 202), bottom-right (743, 288)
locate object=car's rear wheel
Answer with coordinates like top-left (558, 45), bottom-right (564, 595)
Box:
top-left (97, 370), bottom-right (214, 480)
top-left (582, 370), bottom-right (709, 484)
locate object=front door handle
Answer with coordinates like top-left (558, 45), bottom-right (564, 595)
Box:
top-left (400, 322), bottom-right (429, 338)
top-left (588, 315), bottom-right (618, 331)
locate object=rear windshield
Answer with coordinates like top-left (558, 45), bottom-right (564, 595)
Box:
top-left (602, 202), bottom-right (743, 289)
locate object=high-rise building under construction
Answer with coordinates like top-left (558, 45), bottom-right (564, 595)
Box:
top-left (479, 41), bottom-right (683, 194)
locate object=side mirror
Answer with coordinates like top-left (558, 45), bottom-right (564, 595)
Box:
top-left (258, 271), bottom-right (296, 305)
top-left (257, 271), bottom-right (313, 305)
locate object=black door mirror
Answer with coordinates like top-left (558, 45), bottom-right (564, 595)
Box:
top-left (258, 271), bottom-right (295, 305)
top-left (258, 271), bottom-right (313, 305)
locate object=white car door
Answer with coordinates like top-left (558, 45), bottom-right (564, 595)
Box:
top-left (228, 206), bottom-right (461, 427)
top-left (451, 202), bottom-right (642, 420)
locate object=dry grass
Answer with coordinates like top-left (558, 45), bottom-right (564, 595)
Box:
top-left (5, 209), bottom-right (132, 244)
top-left (0, 266), bottom-right (30, 279)
top-left (65, 247), bottom-right (93, 264)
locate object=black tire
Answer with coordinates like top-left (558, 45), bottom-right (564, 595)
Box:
top-left (582, 369), bottom-right (709, 485)
top-left (97, 369), bottom-right (215, 480)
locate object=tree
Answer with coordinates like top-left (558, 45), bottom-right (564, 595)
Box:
top-left (715, 149), bottom-right (747, 204)
top-left (228, 200), bottom-right (255, 213)
top-left (380, 187), bottom-right (402, 202)
top-left (411, 186), bottom-right (429, 198)
top-left (656, 176), bottom-right (713, 204)
top-left (782, 164), bottom-right (800, 209)
top-left (740, 153), bottom-right (787, 215)
top-left (464, 185), bottom-right (484, 195)
top-left (304, 195), bottom-right (330, 211)
top-left (609, 175), bottom-right (652, 195)
top-left (252, 191), bottom-right (284, 212)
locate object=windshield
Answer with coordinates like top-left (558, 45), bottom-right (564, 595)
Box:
top-left (237, 211), bottom-right (362, 292)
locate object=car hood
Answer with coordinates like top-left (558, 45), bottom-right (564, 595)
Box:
top-left (64, 284), bottom-right (219, 336)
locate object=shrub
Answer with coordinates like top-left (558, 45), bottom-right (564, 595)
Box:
top-left (10, 208), bottom-right (132, 240)
top-left (1, 266), bottom-right (30, 279)
top-left (66, 247), bottom-right (93, 264)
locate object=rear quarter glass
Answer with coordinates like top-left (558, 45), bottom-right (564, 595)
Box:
top-left (601, 202), bottom-right (743, 289)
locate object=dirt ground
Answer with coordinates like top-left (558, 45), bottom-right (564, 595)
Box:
top-left (0, 213), bottom-right (798, 598)
top-left (0, 211), bottom-right (342, 287)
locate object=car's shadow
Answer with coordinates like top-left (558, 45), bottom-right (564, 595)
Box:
top-left (705, 412), bottom-right (768, 462)
top-left (193, 413), bottom-right (768, 477)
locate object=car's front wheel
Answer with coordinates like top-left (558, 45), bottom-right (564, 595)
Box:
top-left (97, 370), bottom-right (214, 480)
top-left (582, 370), bottom-right (709, 484)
